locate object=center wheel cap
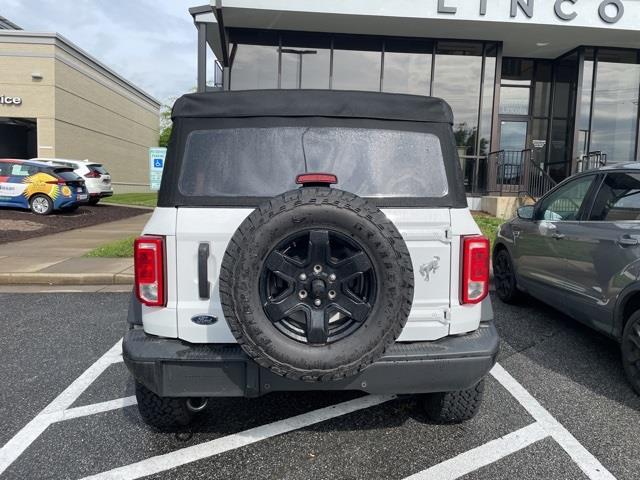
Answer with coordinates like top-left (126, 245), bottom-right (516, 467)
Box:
top-left (311, 278), bottom-right (327, 301)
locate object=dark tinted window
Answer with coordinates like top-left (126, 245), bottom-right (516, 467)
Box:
top-left (537, 175), bottom-right (595, 221)
top-left (179, 127), bottom-right (448, 199)
top-left (53, 168), bottom-right (82, 182)
top-left (91, 165), bottom-right (108, 175)
top-left (590, 172), bottom-right (640, 221)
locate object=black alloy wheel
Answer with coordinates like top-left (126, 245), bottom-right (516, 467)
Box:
top-left (260, 229), bottom-right (376, 345)
top-left (219, 187), bottom-right (414, 382)
top-left (622, 311), bottom-right (640, 395)
top-left (493, 249), bottom-right (520, 304)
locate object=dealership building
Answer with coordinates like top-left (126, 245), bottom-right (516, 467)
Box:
top-left (0, 18), bottom-right (160, 192)
top-left (191, 0), bottom-right (640, 212)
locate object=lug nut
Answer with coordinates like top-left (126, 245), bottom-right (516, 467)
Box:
top-left (314, 299), bottom-right (322, 307)
top-left (328, 290), bottom-right (337, 299)
top-left (299, 290), bottom-right (308, 299)
top-left (299, 273), bottom-right (307, 281)
top-left (313, 265), bottom-right (322, 274)
top-left (329, 274), bottom-right (336, 282)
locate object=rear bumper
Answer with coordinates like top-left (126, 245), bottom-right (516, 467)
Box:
top-left (89, 191), bottom-right (113, 198)
top-left (123, 323), bottom-right (500, 398)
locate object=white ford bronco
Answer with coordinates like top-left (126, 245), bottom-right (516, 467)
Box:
top-left (124, 90), bottom-right (499, 430)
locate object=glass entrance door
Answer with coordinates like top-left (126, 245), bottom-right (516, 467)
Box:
top-left (497, 120), bottom-right (530, 190)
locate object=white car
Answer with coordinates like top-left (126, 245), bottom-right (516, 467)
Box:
top-left (124, 90), bottom-right (499, 430)
top-left (32, 158), bottom-right (113, 205)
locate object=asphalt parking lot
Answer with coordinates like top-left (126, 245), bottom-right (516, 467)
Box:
top-left (1, 291), bottom-right (638, 480)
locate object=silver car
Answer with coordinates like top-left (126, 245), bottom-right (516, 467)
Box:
top-left (493, 164), bottom-right (640, 395)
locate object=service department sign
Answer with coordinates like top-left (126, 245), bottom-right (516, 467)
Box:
top-left (0, 95), bottom-right (22, 105)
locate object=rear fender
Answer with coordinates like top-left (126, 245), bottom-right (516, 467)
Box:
top-left (614, 282), bottom-right (640, 340)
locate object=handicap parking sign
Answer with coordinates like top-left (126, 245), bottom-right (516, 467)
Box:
top-left (149, 147), bottom-right (167, 191)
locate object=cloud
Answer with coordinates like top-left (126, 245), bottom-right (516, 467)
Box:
top-left (2, 0), bottom-right (204, 104)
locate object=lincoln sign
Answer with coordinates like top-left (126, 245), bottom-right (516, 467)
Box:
top-left (438, 0), bottom-right (628, 24)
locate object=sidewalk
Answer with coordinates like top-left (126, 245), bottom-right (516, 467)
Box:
top-left (0, 213), bottom-right (150, 285)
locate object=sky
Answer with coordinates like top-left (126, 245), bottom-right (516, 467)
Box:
top-left (3, 0), bottom-right (203, 105)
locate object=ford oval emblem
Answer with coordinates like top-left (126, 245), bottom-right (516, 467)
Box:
top-left (191, 315), bottom-right (218, 326)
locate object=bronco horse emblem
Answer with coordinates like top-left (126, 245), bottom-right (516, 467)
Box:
top-left (419, 256), bottom-right (440, 282)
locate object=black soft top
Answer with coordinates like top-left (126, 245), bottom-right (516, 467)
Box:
top-left (172, 90), bottom-right (454, 124)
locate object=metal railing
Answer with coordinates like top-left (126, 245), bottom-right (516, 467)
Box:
top-left (486, 149), bottom-right (557, 199)
top-left (524, 154), bottom-right (557, 198)
top-left (576, 151), bottom-right (607, 173)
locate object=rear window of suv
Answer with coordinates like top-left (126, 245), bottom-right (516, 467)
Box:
top-left (178, 127), bottom-right (448, 199)
top-left (90, 165), bottom-right (108, 175)
top-left (53, 168), bottom-right (82, 182)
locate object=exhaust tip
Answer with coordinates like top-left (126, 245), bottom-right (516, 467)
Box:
top-left (186, 397), bottom-right (208, 413)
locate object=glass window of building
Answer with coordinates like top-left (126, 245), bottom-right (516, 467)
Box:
top-left (502, 59), bottom-right (534, 86)
top-left (532, 62), bottom-right (553, 117)
top-left (229, 30), bottom-right (280, 91)
top-left (576, 51), bottom-right (595, 157)
top-left (280, 32), bottom-right (331, 89)
top-left (478, 45), bottom-right (498, 156)
top-left (433, 42), bottom-right (484, 156)
top-left (499, 59), bottom-right (534, 115)
top-left (548, 53), bottom-right (579, 181)
top-left (589, 50), bottom-right (640, 163)
top-left (332, 36), bottom-right (383, 91)
top-left (499, 87), bottom-right (530, 115)
top-left (382, 38), bottom-right (433, 95)
top-left (230, 44), bottom-right (279, 90)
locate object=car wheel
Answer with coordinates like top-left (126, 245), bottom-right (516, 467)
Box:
top-left (621, 311), bottom-right (640, 395)
top-left (219, 187), bottom-right (414, 382)
top-left (135, 381), bottom-right (200, 431)
top-left (423, 379), bottom-right (485, 424)
top-left (88, 197), bottom-right (100, 205)
top-left (29, 194), bottom-right (53, 215)
top-left (493, 248), bottom-right (521, 304)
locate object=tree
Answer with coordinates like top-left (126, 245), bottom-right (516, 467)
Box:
top-left (158, 99), bottom-right (174, 148)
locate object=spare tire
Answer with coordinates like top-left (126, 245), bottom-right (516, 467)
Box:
top-left (219, 187), bottom-right (414, 382)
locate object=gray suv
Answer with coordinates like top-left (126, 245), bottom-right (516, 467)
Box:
top-left (493, 164), bottom-right (640, 395)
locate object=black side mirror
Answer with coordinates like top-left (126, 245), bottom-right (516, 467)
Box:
top-left (517, 205), bottom-right (535, 220)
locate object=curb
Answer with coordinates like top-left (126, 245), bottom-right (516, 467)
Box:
top-left (102, 203), bottom-right (154, 210)
top-left (0, 273), bottom-right (134, 286)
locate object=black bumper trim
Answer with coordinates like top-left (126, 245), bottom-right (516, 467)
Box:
top-left (123, 323), bottom-right (499, 397)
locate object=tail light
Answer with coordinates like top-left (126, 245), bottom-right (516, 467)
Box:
top-left (85, 170), bottom-right (101, 178)
top-left (460, 235), bottom-right (490, 305)
top-left (47, 179), bottom-right (67, 185)
top-left (134, 236), bottom-right (165, 307)
top-left (296, 173), bottom-right (338, 186)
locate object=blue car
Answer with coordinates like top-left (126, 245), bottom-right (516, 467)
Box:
top-left (0, 159), bottom-right (88, 215)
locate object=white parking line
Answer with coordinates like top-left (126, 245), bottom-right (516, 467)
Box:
top-left (0, 341), bottom-right (618, 480)
top-left (79, 394), bottom-right (396, 480)
top-left (0, 339), bottom-right (123, 476)
top-left (404, 422), bottom-right (548, 480)
top-left (490, 364), bottom-right (616, 480)
top-left (59, 396), bottom-right (137, 422)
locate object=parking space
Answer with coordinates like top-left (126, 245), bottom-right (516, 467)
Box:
top-left (1, 292), bottom-right (638, 479)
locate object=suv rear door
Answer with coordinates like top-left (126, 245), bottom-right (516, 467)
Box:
top-left (173, 125), bottom-right (455, 343)
top-left (175, 207), bottom-right (453, 343)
